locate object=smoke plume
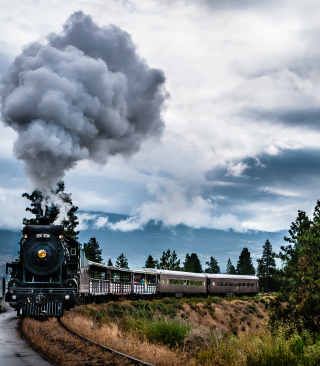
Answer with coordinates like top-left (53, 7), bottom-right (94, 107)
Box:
top-left (0, 11), bottom-right (167, 192)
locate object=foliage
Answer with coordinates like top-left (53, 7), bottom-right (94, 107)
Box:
top-left (236, 247), bottom-right (255, 275)
top-left (144, 254), bottom-right (157, 268)
top-left (107, 258), bottom-right (113, 266)
top-left (145, 319), bottom-right (190, 348)
top-left (158, 249), bottom-right (181, 270)
top-left (83, 237), bottom-right (103, 263)
top-left (257, 239), bottom-right (277, 292)
top-left (205, 256), bottom-right (220, 273)
top-left (115, 253), bottom-right (129, 269)
top-left (226, 258), bottom-right (236, 274)
top-left (270, 200), bottom-right (320, 335)
top-left (278, 210), bottom-right (310, 279)
top-left (22, 181), bottom-right (79, 239)
top-left (183, 253), bottom-right (203, 273)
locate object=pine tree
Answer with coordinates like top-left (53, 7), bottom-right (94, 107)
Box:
top-left (236, 248), bottom-right (255, 275)
top-left (205, 257), bottom-right (220, 273)
top-left (257, 239), bottom-right (276, 292)
top-left (107, 258), bottom-right (113, 266)
top-left (169, 250), bottom-right (181, 270)
top-left (226, 258), bottom-right (236, 274)
top-left (22, 181), bottom-right (79, 239)
top-left (145, 255), bottom-right (156, 268)
top-left (270, 200), bottom-right (320, 334)
top-left (83, 237), bottom-right (103, 263)
top-left (183, 253), bottom-right (203, 273)
top-left (158, 249), bottom-right (180, 270)
top-left (278, 210), bottom-right (311, 279)
top-left (115, 253), bottom-right (129, 269)
top-left (159, 249), bottom-right (171, 269)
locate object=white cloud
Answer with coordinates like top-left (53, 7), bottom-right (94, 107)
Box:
top-left (1, 0), bottom-right (320, 233)
top-left (0, 191), bottom-right (32, 230)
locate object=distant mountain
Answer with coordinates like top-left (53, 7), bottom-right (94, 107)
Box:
top-left (0, 211), bottom-right (287, 277)
top-left (76, 211), bottom-right (286, 271)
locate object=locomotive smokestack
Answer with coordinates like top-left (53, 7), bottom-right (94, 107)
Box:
top-left (0, 11), bottom-right (167, 193)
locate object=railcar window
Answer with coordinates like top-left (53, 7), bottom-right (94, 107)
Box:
top-left (251, 283), bottom-right (254, 286)
top-left (212, 281), bottom-right (215, 286)
top-left (162, 279), bottom-right (165, 284)
top-left (71, 248), bottom-right (76, 255)
top-left (247, 283), bottom-right (250, 286)
top-left (220, 282), bottom-right (224, 286)
top-left (242, 283), bottom-right (246, 286)
top-left (167, 279), bottom-right (204, 286)
top-left (238, 283), bottom-right (241, 286)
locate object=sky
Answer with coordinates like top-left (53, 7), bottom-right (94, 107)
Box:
top-left (1, 0), bottom-right (320, 236)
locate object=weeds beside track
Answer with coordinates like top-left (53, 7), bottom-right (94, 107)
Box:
top-left (58, 317), bottom-right (155, 366)
top-left (18, 318), bottom-right (60, 366)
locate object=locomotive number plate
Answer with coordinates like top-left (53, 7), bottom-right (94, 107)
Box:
top-left (36, 233), bottom-right (51, 238)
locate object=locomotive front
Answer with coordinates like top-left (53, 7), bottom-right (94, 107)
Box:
top-left (5, 220), bottom-right (80, 316)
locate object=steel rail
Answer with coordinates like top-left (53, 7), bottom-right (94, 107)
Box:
top-left (58, 317), bottom-right (156, 366)
top-left (18, 318), bottom-right (60, 366)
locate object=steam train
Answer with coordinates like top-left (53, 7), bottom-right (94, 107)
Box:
top-left (5, 221), bottom-right (259, 316)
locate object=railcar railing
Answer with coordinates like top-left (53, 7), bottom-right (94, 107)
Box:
top-left (110, 281), bottom-right (132, 294)
top-left (133, 283), bottom-right (157, 294)
top-left (89, 279), bottom-right (109, 295)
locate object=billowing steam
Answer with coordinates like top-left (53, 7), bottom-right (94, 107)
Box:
top-left (0, 11), bottom-right (167, 193)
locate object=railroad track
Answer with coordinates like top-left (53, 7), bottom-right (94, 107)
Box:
top-left (19, 317), bottom-right (155, 366)
top-left (58, 318), bottom-right (155, 366)
top-left (18, 319), bottom-right (59, 366)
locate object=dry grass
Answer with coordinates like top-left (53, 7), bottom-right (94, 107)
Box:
top-left (62, 310), bottom-right (196, 366)
top-left (22, 317), bottom-right (133, 365)
top-left (21, 297), bottom-right (270, 366)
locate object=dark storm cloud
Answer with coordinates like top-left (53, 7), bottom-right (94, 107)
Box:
top-left (205, 148), bottom-right (320, 206)
top-left (0, 11), bottom-right (167, 192)
top-left (242, 107), bottom-right (320, 129)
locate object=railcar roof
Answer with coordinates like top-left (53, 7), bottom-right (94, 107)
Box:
top-left (205, 274), bottom-right (259, 280)
top-left (156, 269), bottom-right (207, 278)
top-left (134, 268), bottom-right (158, 275)
top-left (88, 261), bottom-right (133, 272)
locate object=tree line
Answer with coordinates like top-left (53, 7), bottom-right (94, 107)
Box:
top-left (142, 246), bottom-right (257, 275)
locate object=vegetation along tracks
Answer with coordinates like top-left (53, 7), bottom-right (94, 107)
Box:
top-left (19, 316), bottom-right (155, 365)
top-left (18, 318), bottom-right (59, 366)
top-left (57, 317), bottom-right (156, 366)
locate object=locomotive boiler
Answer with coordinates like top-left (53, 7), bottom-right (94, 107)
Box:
top-left (5, 219), bottom-right (80, 316)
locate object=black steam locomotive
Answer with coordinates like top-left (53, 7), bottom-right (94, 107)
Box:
top-left (5, 219), bottom-right (80, 315)
top-left (5, 221), bottom-right (259, 316)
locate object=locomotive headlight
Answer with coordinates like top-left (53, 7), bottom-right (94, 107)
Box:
top-left (38, 249), bottom-right (47, 258)
top-left (65, 294), bottom-right (70, 300)
top-left (12, 294), bottom-right (17, 300)
top-left (24, 234), bottom-right (27, 239)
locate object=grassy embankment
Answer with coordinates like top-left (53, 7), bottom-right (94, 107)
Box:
top-left (24, 295), bottom-right (320, 365)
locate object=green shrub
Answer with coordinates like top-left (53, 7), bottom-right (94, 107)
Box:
top-left (151, 301), bottom-right (168, 315)
top-left (211, 296), bottom-right (222, 304)
top-left (145, 319), bottom-right (190, 348)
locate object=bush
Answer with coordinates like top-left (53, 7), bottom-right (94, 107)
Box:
top-left (211, 296), bottom-right (222, 304)
top-left (151, 301), bottom-right (168, 315)
top-left (146, 319), bottom-right (190, 348)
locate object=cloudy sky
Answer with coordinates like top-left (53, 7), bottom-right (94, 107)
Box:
top-left (1, 0), bottom-right (320, 234)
